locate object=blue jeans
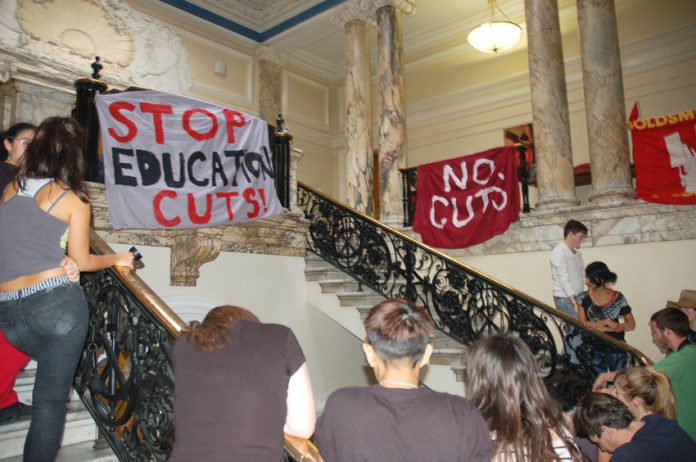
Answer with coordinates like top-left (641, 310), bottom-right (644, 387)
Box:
top-left (0, 283), bottom-right (88, 462)
top-left (592, 350), bottom-right (628, 375)
top-left (554, 297), bottom-right (582, 365)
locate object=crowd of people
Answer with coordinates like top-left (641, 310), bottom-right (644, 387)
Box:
top-left (1, 118), bottom-right (695, 462)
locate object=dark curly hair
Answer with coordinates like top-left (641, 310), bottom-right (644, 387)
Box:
top-left (17, 117), bottom-right (88, 202)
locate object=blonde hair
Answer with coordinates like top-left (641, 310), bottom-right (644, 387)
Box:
top-left (614, 367), bottom-right (676, 419)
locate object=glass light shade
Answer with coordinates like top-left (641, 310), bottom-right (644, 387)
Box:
top-left (467, 21), bottom-right (522, 54)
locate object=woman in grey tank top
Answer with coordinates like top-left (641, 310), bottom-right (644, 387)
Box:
top-left (0, 117), bottom-right (134, 462)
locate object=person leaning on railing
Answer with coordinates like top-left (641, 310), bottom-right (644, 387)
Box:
top-left (316, 298), bottom-right (495, 462)
top-left (168, 305), bottom-right (316, 462)
top-left (576, 261), bottom-right (636, 374)
top-left (0, 116), bottom-right (134, 462)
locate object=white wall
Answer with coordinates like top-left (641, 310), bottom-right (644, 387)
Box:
top-left (109, 244), bottom-right (370, 410)
top-left (462, 239), bottom-right (696, 363)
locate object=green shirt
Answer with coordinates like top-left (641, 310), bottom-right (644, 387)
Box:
top-left (653, 343), bottom-right (696, 441)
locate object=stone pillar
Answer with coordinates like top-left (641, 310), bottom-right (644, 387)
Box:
top-left (257, 46), bottom-right (284, 125)
top-left (332, 4), bottom-right (374, 214)
top-left (375, 1), bottom-right (414, 226)
top-left (524, 0), bottom-right (579, 209)
top-left (577, 0), bottom-right (634, 205)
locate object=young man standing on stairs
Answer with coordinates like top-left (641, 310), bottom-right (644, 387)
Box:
top-left (550, 219), bottom-right (588, 366)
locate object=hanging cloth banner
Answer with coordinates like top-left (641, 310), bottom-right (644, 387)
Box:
top-left (95, 91), bottom-right (283, 229)
top-left (413, 146), bottom-right (519, 249)
top-left (629, 103), bottom-right (696, 205)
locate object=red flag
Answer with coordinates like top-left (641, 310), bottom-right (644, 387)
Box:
top-left (413, 146), bottom-right (520, 248)
top-left (629, 102), bottom-right (640, 122)
top-left (630, 108), bottom-right (696, 205)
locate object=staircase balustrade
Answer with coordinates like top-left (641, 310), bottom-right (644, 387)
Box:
top-left (297, 182), bottom-right (651, 410)
top-left (73, 232), bottom-right (320, 461)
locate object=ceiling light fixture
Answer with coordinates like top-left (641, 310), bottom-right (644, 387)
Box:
top-left (467, 0), bottom-right (522, 54)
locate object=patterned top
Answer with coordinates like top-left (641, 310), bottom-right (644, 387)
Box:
top-left (577, 290), bottom-right (632, 346)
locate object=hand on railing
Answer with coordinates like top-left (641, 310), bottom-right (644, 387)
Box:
top-left (129, 246), bottom-right (145, 270)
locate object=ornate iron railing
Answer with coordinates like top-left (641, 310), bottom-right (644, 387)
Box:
top-left (297, 182), bottom-right (651, 410)
top-left (74, 233), bottom-right (321, 461)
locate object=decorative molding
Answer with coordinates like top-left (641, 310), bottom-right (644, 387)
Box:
top-left (282, 70), bottom-right (331, 130)
top-left (191, 80), bottom-right (253, 108)
top-left (0, 0), bottom-right (192, 95)
top-left (405, 25), bottom-right (696, 134)
top-left (255, 45), bottom-right (286, 65)
top-left (285, 49), bottom-right (342, 81)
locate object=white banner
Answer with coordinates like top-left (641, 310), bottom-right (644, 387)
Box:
top-left (96, 91), bottom-right (282, 229)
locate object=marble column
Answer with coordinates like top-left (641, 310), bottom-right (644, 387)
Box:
top-left (332, 4), bottom-right (375, 215)
top-left (524, 0), bottom-right (579, 209)
top-left (375, 1), bottom-right (413, 226)
top-left (577, 0), bottom-right (634, 205)
top-left (257, 46), bottom-right (284, 125)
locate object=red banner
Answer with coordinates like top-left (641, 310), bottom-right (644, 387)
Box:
top-left (413, 146), bottom-right (519, 249)
top-left (630, 105), bottom-right (696, 205)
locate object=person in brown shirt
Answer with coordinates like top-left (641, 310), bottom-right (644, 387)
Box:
top-left (170, 305), bottom-right (315, 462)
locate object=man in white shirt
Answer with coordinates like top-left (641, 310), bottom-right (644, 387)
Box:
top-left (550, 219), bottom-right (587, 365)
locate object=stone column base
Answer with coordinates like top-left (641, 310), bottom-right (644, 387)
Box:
top-left (589, 187), bottom-right (635, 206)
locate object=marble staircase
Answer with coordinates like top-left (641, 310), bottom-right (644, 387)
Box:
top-left (304, 252), bottom-right (468, 396)
top-left (0, 361), bottom-right (117, 462)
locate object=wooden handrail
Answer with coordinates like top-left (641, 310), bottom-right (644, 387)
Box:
top-left (284, 434), bottom-right (324, 462)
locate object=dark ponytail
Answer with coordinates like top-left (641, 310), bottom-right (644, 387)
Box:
top-left (17, 117), bottom-right (88, 202)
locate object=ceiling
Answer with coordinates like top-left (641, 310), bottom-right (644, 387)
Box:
top-left (156, 0), bottom-right (568, 80)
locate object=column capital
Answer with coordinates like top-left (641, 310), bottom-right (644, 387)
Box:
top-left (330, 0), bottom-right (375, 29)
top-left (331, 0), bottom-right (416, 29)
top-left (373, 0), bottom-right (416, 16)
top-left (255, 45), bottom-right (285, 66)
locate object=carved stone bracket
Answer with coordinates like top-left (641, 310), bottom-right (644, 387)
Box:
top-left (169, 229), bottom-right (224, 286)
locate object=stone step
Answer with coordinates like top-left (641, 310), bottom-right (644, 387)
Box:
top-left (336, 291), bottom-right (385, 307)
top-left (430, 347), bottom-right (466, 366)
top-left (451, 364), bottom-right (466, 383)
top-left (317, 278), bottom-right (361, 294)
top-left (355, 305), bottom-right (372, 320)
top-left (15, 369), bottom-right (82, 405)
top-left (304, 266), bottom-right (347, 282)
top-left (0, 401), bottom-right (98, 460)
top-left (431, 332), bottom-right (464, 349)
top-left (0, 440), bottom-right (117, 462)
